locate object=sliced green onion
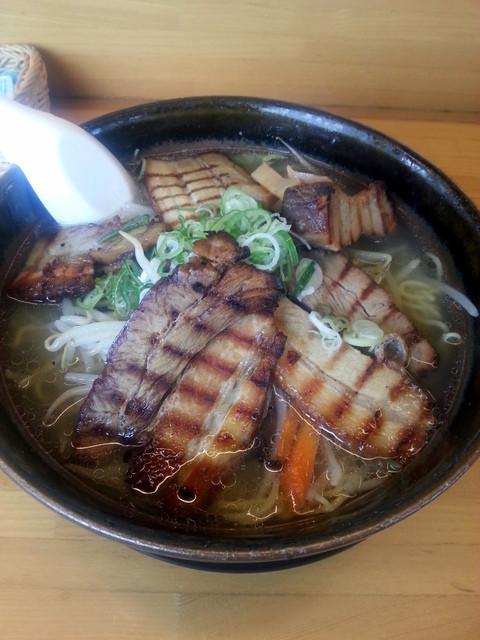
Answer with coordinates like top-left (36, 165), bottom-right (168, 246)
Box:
top-left (209, 201), bottom-right (298, 282)
top-left (294, 258), bottom-right (323, 298)
top-left (221, 187), bottom-right (260, 215)
top-left (194, 204), bottom-right (217, 218)
top-left (77, 273), bottom-right (113, 311)
top-left (155, 231), bottom-right (185, 260)
top-left (98, 214), bottom-right (151, 244)
top-left (324, 315), bottom-right (350, 333)
top-left (294, 260), bottom-right (315, 297)
top-left (343, 320), bottom-right (384, 349)
top-left (111, 260), bottom-right (146, 317)
top-left (276, 230), bottom-right (299, 282)
top-left (77, 259), bottom-right (146, 319)
top-left (79, 188), bottom-right (299, 319)
top-left (240, 232), bottom-right (281, 271)
top-left (211, 208), bottom-right (253, 235)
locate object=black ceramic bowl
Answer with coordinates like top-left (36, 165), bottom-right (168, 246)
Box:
top-left (0, 97), bottom-right (479, 570)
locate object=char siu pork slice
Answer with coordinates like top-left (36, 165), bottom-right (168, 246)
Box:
top-left (8, 216), bottom-right (167, 302)
top-left (126, 313), bottom-right (286, 511)
top-left (143, 152), bottom-right (276, 227)
top-left (273, 298), bottom-right (435, 464)
top-left (300, 249), bottom-right (437, 376)
top-left (281, 181), bottom-right (396, 251)
top-left (73, 233), bottom-right (283, 457)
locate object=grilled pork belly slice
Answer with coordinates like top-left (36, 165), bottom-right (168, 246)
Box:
top-left (273, 298), bottom-right (435, 463)
top-left (126, 313), bottom-right (286, 507)
top-left (73, 234), bottom-right (283, 456)
top-left (73, 255), bottom-right (222, 455)
top-left (281, 181), bottom-right (396, 251)
top-left (8, 216), bottom-right (166, 302)
top-left (8, 230), bottom-right (95, 302)
top-left (144, 153), bottom-right (275, 227)
top-left (301, 249), bottom-right (437, 376)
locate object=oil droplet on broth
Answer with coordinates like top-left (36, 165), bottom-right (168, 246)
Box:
top-left (264, 458), bottom-right (283, 472)
top-left (177, 485), bottom-right (197, 504)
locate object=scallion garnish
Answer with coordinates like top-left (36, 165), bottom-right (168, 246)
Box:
top-left (78, 259), bottom-right (147, 319)
top-left (79, 188), bottom-right (299, 319)
top-left (97, 214), bottom-right (151, 244)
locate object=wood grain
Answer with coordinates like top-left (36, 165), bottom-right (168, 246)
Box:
top-left (0, 101), bottom-right (479, 639)
top-left (1, 0), bottom-right (479, 111)
top-left (0, 464), bottom-right (478, 639)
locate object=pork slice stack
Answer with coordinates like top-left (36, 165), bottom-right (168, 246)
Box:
top-left (281, 180), bottom-right (396, 251)
top-left (73, 233), bottom-right (285, 480)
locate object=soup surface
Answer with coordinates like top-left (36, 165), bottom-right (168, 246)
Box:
top-left (0, 145), bottom-right (472, 533)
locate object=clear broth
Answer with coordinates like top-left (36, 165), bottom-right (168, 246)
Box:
top-left (0, 147), bottom-right (471, 532)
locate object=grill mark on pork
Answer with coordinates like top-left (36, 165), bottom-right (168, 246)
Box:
top-left (193, 350), bottom-right (238, 378)
top-left (332, 396), bottom-right (350, 420)
top-left (162, 342), bottom-right (190, 360)
top-left (123, 372), bottom-right (174, 416)
top-left (358, 278), bottom-right (377, 303)
top-left (273, 298), bottom-right (435, 463)
top-left (380, 305), bottom-right (402, 325)
top-left (389, 379), bottom-right (409, 402)
top-left (8, 216), bottom-right (167, 302)
top-left (359, 411), bottom-right (384, 439)
top-left (301, 249), bottom-right (437, 376)
top-left (73, 235), bottom-right (283, 456)
top-left (354, 358), bottom-right (379, 388)
top-left (127, 316), bottom-right (286, 512)
top-left (331, 260), bottom-right (379, 319)
top-left (178, 380), bottom-right (218, 409)
top-left (300, 376), bottom-right (323, 403)
top-left (144, 153), bottom-right (275, 228)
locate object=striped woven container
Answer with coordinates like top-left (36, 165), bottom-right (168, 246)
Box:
top-left (0, 44), bottom-right (50, 174)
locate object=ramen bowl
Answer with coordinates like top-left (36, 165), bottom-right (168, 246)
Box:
top-left (0, 97), bottom-right (479, 570)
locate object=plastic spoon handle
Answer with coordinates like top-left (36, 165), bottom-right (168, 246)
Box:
top-left (0, 96), bottom-right (138, 226)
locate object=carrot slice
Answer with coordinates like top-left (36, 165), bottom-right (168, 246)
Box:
top-left (275, 406), bottom-right (301, 459)
top-left (274, 407), bottom-right (321, 511)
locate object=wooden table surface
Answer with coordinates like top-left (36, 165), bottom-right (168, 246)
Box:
top-left (0, 100), bottom-right (479, 640)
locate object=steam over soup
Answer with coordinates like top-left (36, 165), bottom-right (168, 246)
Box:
top-left (1, 147), bottom-right (476, 532)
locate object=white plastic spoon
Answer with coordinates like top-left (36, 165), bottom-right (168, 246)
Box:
top-left (0, 96), bottom-right (138, 226)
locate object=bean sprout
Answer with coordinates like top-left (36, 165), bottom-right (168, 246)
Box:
top-left (44, 305), bottom-right (125, 371)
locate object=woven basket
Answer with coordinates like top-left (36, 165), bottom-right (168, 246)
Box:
top-left (0, 44), bottom-right (50, 174)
